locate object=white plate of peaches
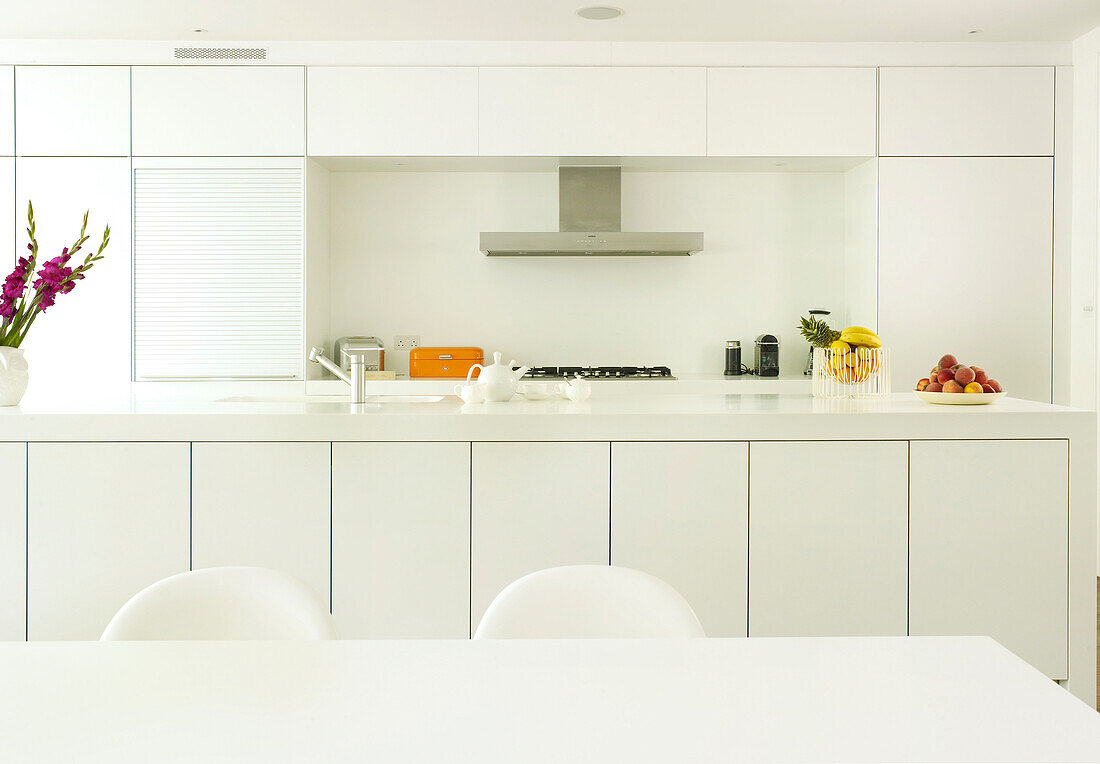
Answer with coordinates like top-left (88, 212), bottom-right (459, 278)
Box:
top-left (914, 354), bottom-right (1006, 405)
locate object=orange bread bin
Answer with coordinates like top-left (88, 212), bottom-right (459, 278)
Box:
top-left (409, 347), bottom-right (484, 378)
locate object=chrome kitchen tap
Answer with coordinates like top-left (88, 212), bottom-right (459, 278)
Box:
top-left (308, 344), bottom-right (373, 403)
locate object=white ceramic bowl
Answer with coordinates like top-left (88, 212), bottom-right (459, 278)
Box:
top-left (518, 383), bottom-right (551, 401)
top-left (914, 390), bottom-right (1006, 405)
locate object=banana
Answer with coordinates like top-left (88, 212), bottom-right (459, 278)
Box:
top-left (839, 326), bottom-right (882, 349)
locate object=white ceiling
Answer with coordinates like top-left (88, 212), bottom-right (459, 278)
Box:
top-left (2, 0), bottom-right (1099, 42)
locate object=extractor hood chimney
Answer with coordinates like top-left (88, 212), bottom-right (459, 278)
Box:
top-left (479, 166), bottom-right (703, 256)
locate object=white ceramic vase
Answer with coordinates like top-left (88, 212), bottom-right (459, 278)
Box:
top-left (0, 347), bottom-right (29, 406)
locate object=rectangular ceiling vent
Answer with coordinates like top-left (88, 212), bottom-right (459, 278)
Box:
top-left (173, 47), bottom-right (267, 60)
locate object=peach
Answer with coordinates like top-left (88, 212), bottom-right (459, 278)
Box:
top-left (986, 379), bottom-right (1002, 393)
top-left (939, 354), bottom-right (958, 369)
top-left (971, 366), bottom-right (988, 385)
top-left (930, 366), bottom-right (940, 379)
top-left (964, 382), bottom-right (984, 393)
top-left (981, 383), bottom-right (996, 393)
top-left (924, 382), bottom-right (944, 392)
top-left (954, 366), bottom-right (976, 386)
top-left (942, 380), bottom-right (965, 393)
top-left (916, 378), bottom-right (930, 391)
top-left (936, 368), bottom-right (955, 384)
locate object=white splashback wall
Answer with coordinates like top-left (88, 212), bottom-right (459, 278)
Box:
top-left (328, 170), bottom-right (853, 375)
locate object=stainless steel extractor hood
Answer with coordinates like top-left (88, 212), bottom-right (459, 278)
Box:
top-left (479, 166), bottom-right (703, 256)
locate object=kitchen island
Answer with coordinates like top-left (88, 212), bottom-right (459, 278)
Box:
top-left (0, 391), bottom-right (1094, 704)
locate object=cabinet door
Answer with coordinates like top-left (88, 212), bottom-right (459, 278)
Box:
top-left (478, 67), bottom-right (706, 156)
top-left (472, 442), bottom-right (610, 632)
top-left (132, 67), bottom-right (304, 156)
top-left (879, 67), bottom-right (1054, 156)
top-left (0, 443), bottom-right (26, 641)
top-left (27, 443), bottom-right (190, 640)
top-left (878, 158), bottom-right (1053, 401)
top-left (0, 66), bottom-right (12, 155)
top-left (611, 442), bottom-right (748, 637)
top-left (332, 442), bottom-right (470, 639)
top-left (192, 443), bottom-right (330, 605)
top-left (1, 157), bottom-right (12, 268)
top-left (16, 158), bottom-right (131, 391)
top-left (16, 66), bottom-right (130, 156)
top-left (748, 441), bottom-right (908, 637)
top-left (307, 67), bottom-right (477, 156)
top-left (909, 440), bottom-right (1068, 679)
top-left (707, 68), bottom-right (876, 156)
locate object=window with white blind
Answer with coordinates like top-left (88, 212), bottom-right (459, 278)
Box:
top-left (133, 165), bottom-right (304, 379)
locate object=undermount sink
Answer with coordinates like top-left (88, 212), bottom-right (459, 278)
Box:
top-left (217, 395), bottom-right (446, 404)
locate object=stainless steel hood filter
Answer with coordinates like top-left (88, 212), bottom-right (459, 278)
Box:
top-left (479, 166), bottom-right (703, 256)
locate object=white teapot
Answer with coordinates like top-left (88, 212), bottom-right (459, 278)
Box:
top-left (466, 352), bottom-right (529, 402)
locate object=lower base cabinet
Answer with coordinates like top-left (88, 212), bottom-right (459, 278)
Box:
top-left (748, 441), bottom-right (909, 637)
top-left (471, 442), bottom-right (610, 634)
top-left (332, 442), bottom-right (470, 639)
top-left (27, 443), bottom-right (190, 640)
top-left (0, 444), bottom-right (26, 641)
top-left (611, 441), bottom-right (748, 637)
top-left (909, 439), bottom-right (1069, 679)
top-left (191, 442), bottom-right (332, 607)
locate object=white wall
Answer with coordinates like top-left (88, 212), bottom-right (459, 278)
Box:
top-left (327, 168), bottom-right (863, 375)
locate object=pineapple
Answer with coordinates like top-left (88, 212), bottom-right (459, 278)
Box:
top-left (799, 314), bottom-right (841, 348)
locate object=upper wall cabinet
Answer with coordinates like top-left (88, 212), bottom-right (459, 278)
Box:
top-left (308, 67), bottom-right (478, 156)
top-left (0, 67), bottom-right (12, 155)
top-left (707, 68), bottom-right (876, 156)
top-left (879, 67), bottom-right (1054, 156)
top-left (132, 67), bottom-right (304, 156)
top-left (16, 67), bottom-right (130, 156)
top-left (478, 67), bottom-right (706, 156)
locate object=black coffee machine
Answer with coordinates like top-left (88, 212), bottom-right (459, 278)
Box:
top-left (754, 334), bottom-right (780, 377)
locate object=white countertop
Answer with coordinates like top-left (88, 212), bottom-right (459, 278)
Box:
top-left (304, 372), bottom-right (814, 397)
top-left (0, 384), bottom-right (1090, 442)
top-left (2, 636), bottom-right (1097, 763)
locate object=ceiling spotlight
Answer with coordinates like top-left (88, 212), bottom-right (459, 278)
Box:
top-left (193, 28), bottom-right (207, 33)
top-left (576, 6), bottom-right (624, 21)
top-left (967, 29), bottom-right (982, 35)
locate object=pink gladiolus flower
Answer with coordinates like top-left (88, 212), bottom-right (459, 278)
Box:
top-left (32, 254), bottom-right (77, 312)
top-left (0, 257), bottom-right (31, 320)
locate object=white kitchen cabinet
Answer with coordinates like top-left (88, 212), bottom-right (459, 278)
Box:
top-left (0, 66), bottom-right (12, 155)
top-left (191, 442), bottom-right (331, 606)
top-left (879, 67), bottom-right (1054, 156)
top-left (16, 158), bottom-right (131, 391)
top-left (748, 441), bottom-right (908, 637)
top-left (27, 443), bottom-right (189, 640)
top-left (1, 157), bottom-right (12, 268)
top-left (332, 442), bottom-right (470, 639)
top-left (16, 66), bottom-right (129, 156)
top-left (0, 443), bottom-right (26, 641)
top-left (471, 442), bottom-right (610, 632)
top-left (307, 67), bottom-right (477, 156)
top-left (131, 67), bottom-right (304, 156)
top-left (707, 68), bottom-right (876, 157)
top-left (878, 157), bottom-right (1053, 401)
top-left (478, 67), bottom-right (706, 156)
top-left (611, 442), bottom-right (748, 637)
top-left (909, 440), bottom-right (1068, 679)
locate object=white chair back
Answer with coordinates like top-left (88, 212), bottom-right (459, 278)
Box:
top-left (474, 565), bottom-right (705, 639)
top-left (101, 566), bottom-right (337, 640)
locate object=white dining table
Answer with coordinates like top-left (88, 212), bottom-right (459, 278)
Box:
top-left (0, 635), bottom-right (1097, 763)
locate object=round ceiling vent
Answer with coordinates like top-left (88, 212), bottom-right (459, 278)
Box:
top-left (576, 6), bottom-right (624, 20)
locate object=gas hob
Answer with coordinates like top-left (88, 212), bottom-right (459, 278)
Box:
top-left (522, 366), bottom-right (675, 380)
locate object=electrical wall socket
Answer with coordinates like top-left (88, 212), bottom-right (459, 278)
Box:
top-left (393, 335), bottom-right (420, 352)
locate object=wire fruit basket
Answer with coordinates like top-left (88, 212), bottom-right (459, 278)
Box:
top-left (812, 346), bottom-right (890, 399)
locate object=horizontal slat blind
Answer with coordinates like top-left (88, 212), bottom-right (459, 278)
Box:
top-left (134, 167), bottom-right (304, 379)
